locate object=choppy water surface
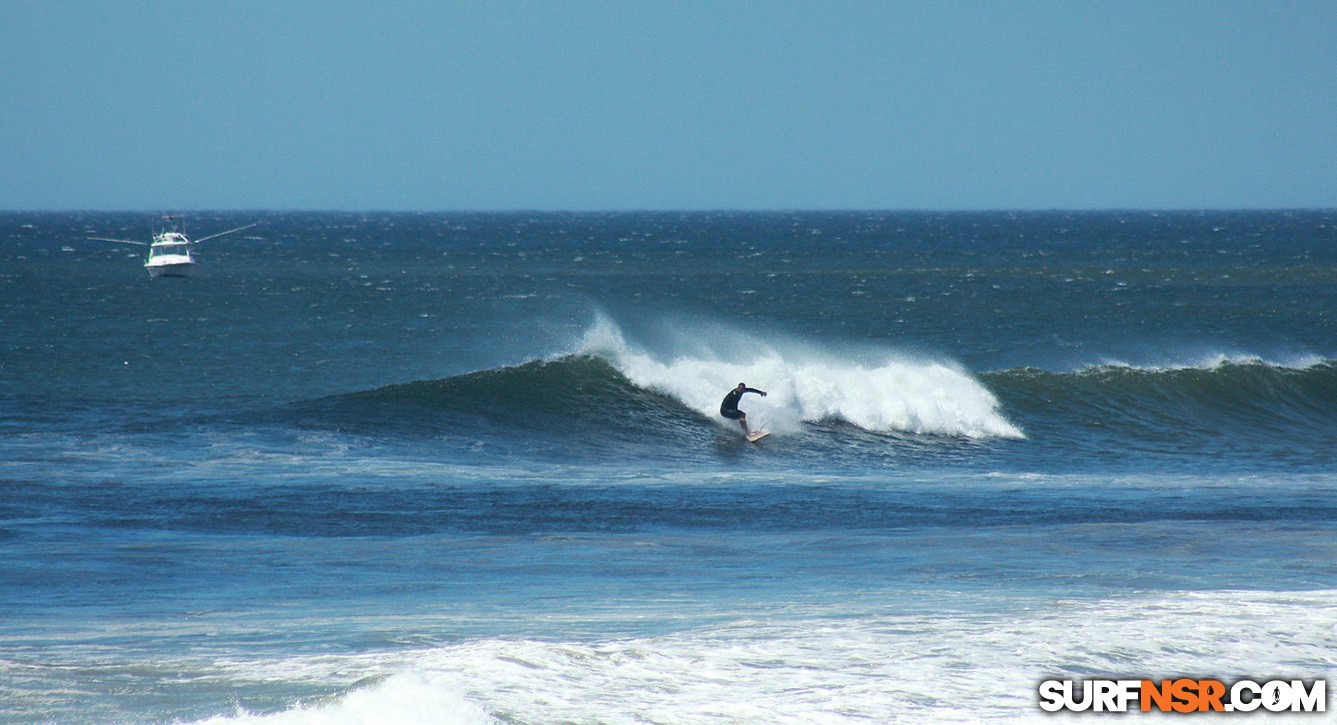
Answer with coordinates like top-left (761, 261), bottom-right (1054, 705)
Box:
top-left (2, 211), bottom-right (1335, 723)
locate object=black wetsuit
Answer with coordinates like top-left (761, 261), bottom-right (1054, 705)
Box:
top-left (720, 387), bottom-right (763, 419)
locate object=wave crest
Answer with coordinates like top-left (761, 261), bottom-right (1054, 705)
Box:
top-left (576, 316), bottom-right (1023, 439)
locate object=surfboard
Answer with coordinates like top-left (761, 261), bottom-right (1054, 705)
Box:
top-left (747, 430), bottom-right (770, 443)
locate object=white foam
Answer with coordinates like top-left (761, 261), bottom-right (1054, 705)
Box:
top-left (1084, 350), bottom-right (1330, 374)
top-left (193, 671), bottom-right (495, 725)
top-left (575, 314), bottom-right (1023, 439)
top-left (184, 590), bottom-right (1337, 725)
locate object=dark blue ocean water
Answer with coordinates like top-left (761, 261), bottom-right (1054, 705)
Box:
top-left (2, 211), bottom-right (1335, 723)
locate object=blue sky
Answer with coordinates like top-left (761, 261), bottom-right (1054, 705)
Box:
top-left (3, 1), bottom-right (1334, 210)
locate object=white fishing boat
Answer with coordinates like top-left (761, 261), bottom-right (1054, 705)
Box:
top-left (90, 216), bottom-right (258, 278)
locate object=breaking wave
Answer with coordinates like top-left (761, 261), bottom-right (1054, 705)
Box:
top-left (305, 317), bottom-right (1336, 465)
top-left (575, 315), bottom-right (1023, 439)
top-left (328, 316), bottom-right (1023, 441)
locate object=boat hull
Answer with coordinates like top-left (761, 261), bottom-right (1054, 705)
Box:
top-left (147, 261), bottom-right (196, 278)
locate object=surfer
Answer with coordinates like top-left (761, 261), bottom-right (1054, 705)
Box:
top-left (720, 383), bottom-right (767, 436)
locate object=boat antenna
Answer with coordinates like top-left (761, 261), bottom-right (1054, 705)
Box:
top-left (193, 222), bottom-right (261, 244)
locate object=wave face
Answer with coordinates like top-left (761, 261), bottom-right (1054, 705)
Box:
top-left (987, 358), bottom-right (1337, 470)
top-left (328, 351), bottom-right (706, 446)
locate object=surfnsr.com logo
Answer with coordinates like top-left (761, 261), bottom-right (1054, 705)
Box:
top-left (1037, 679), bottom-right (1327, 713)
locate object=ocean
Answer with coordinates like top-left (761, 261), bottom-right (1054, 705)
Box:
top-left (2, 210), bottom-right (1334, 723)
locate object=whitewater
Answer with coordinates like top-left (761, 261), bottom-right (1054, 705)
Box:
top-left (574, 314), bottom-right (1024, 439)
top-left (181, 590), bottom-right (1336, 724)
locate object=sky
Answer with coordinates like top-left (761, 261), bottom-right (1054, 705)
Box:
top-left (2, 1), bottom-right (1335, 211)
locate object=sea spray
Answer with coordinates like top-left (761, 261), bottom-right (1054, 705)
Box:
top-left (575, 315), bottom-right (1024, 439)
